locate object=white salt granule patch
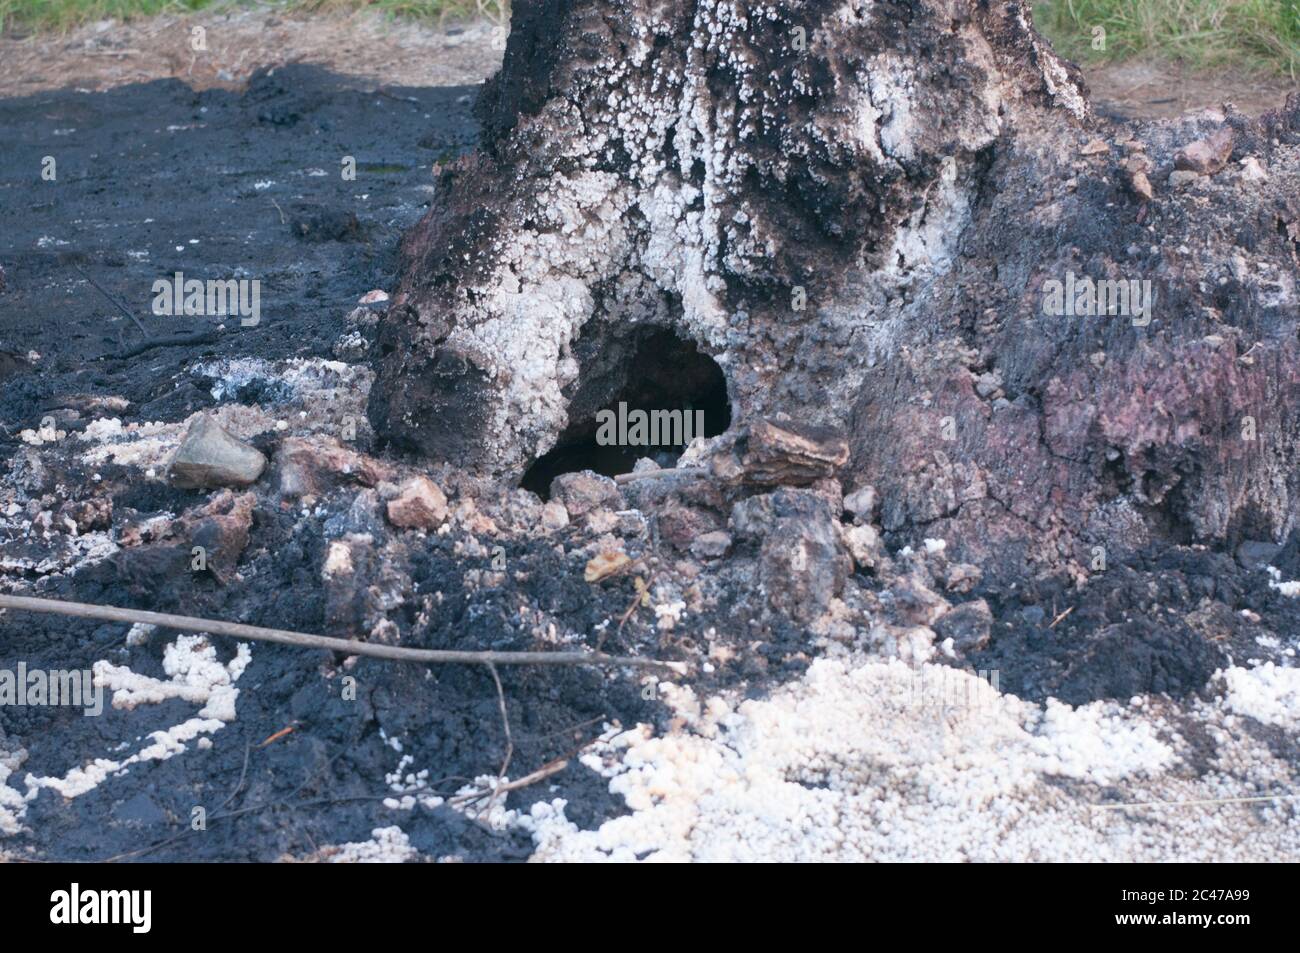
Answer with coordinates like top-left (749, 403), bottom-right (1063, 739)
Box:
top-left (1220, 663), bottom-right (1300, 727)
top-left (0, 751), bottom-right (29, 835)
top-left (514, 655), bottom-right (1297, 862)
top-left (654, 599), bottom-right (686, 631)
top-left (0, 637), bottom-right (253, 829)
top-left (125, 623), bottom-right (156, 647)
top-left (326, 826), bottom-right (416, 863)
top-left (1027, 699), bottom-right (1175, 783)
top-left (23, 716), bottom-right (227, 800)
top-left (1266, 566), bottom-right (1300, 597)
top-left (96, 634), bottom-right (251, 722)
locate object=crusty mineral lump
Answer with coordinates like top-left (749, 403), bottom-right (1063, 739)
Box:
top-left (371, 0), bottom-right (1300, 583)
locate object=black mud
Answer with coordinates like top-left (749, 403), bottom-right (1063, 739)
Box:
top-left (0, 65), bottom-right (476, 427)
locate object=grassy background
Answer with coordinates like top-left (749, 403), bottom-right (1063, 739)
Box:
top-left (0, 0), bottom-right (498, 34)
top-left (1034, 0), bottom-right (1300, 76)
top-left (1, 0), bottom-right (1298, 76)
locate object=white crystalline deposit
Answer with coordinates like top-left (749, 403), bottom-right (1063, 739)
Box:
top-left (517, 656), bottom-right (1300, 862)
top-left (1028, 698), bottom-right (1176, 784)
top-left (1219, 663), bottom-right (1300, 728)
top-left (96, 634), bottom-right (251, 722)
top-left (326, 826), bottom-right (417, 863)
top-left (1266, 566), bottom-right (1300, 597)
top-left (0, 637), bottom-right (252, 831)
top-left (0, 750), bottom-right (28, 835)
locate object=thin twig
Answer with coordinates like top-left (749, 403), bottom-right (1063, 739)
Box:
top-left (451, 732), bottom-right (603, 808)
top-left (0, 593), bottom-right (686, 673)
top-left (451, 757), bottom-right (569, 807)
top-left (101, 329), bottom-right (219, 361)
top-left (478, 662), bottom-right (513, 817)
top-left (1048, 606), bottom-right (1074, 629)
top-left (74, 264), bottom-right (150, 336)
top-left (218, 742), bottom-right (252, 811)
top-left (616, 574), bottom-right (653, 638)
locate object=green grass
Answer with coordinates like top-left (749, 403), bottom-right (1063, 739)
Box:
top-left (1034, 0), bottom-right (1300, 76)
top-left (2, 0), bottom-right (1297, 77)
top-left (0, 0), bottom-right (497, 35)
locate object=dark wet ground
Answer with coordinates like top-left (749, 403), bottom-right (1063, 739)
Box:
top-left (0, 65), bottom-right (645, 862)
top-left (0, 65), bottom-right (475, 425)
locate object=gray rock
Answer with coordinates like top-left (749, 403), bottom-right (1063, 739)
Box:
top-left (934, 598), bottom-right (993, 652)
top-left (169, 415), bottom-right (266, 489)
top-left (731, 487), bottom-right (832, 539)
top-left (691, 530), bottom-right (732, 559)
top-left (550, 469), bottom-right (624, 517)
top-left (1168, 169), bottom-right (1202, 189)
top-left (730, 488), bottom-right (850, 620)
top-left (1174, 127), bottom-right (1235, 175)
top-left (1236, 539), bottom-right (1282, 571)
top-left (842, 484), bottom-right (878, 521)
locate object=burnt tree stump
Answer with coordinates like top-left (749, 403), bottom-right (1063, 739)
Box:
top-left (370, 0), bottom-right (1300, 583)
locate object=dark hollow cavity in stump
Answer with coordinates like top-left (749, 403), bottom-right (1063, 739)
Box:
top-left (520, 326), bottom-right (731, 497)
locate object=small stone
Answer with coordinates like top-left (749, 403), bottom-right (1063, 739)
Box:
top-left (169, 415), bottom-right (266, 489)
top-left (842, 484), bottom-right (877, 521)
top-left (1126, 168), bottom-right (1154, 202)
top-left (1174, 126), bottom-right (1235, 175)
top-left (274, 436), bottom-right (392, 500)
top-left (541, 500), bottom-right (570, 531)
top-left (841, 523), bottom-right (883, 570)
top-left (1168, 169), bottom-right (1202, 188)
top-left (974, 371), bottom-right (1002, 398)
top-left (1123, 152), bottom-right (1153, 174)
top-left (584, 550), bottom-right (631, 582)
top-left (585, 507), bottom-right (619, 534)
top-left (322, 534), bottom-right (372, 636)
top-left (614, 510), bottom-right (647, 537)
top-left (945, 562), bottom-right (982, 593)
top-left (934, 599), bottom-right (993, 652)
top-left (761, 524), bottom-right (849, 623)
top-left (359, 289), bottom-right (389, 304)
top-left (1236, 539), bottom-right (1282, 571)
top-left (289, 204), bottom-right (362, 242)
top-left (691, 530), bottom-right (732, 559)
top-left (1079, 138), bottom-right (1110, 156)
top-left (550, 470), bottom-right (623, 517)
top-left (657, 500), bottom-right (722, 551)
top-left (125, 623), bottom-right (156, 647)
top-left (182, 490), bottom-right (256, 584)
top-left (57, 497), bottom-right (112, 534)
top-left (729, 418), bottom-right (850, 486)
top-left (1239, 156), bottom-right (1267, 183)
top-left (887, 573), bottom-right (949, 626)
top-left (385, 476), bottom-right (448, 530)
